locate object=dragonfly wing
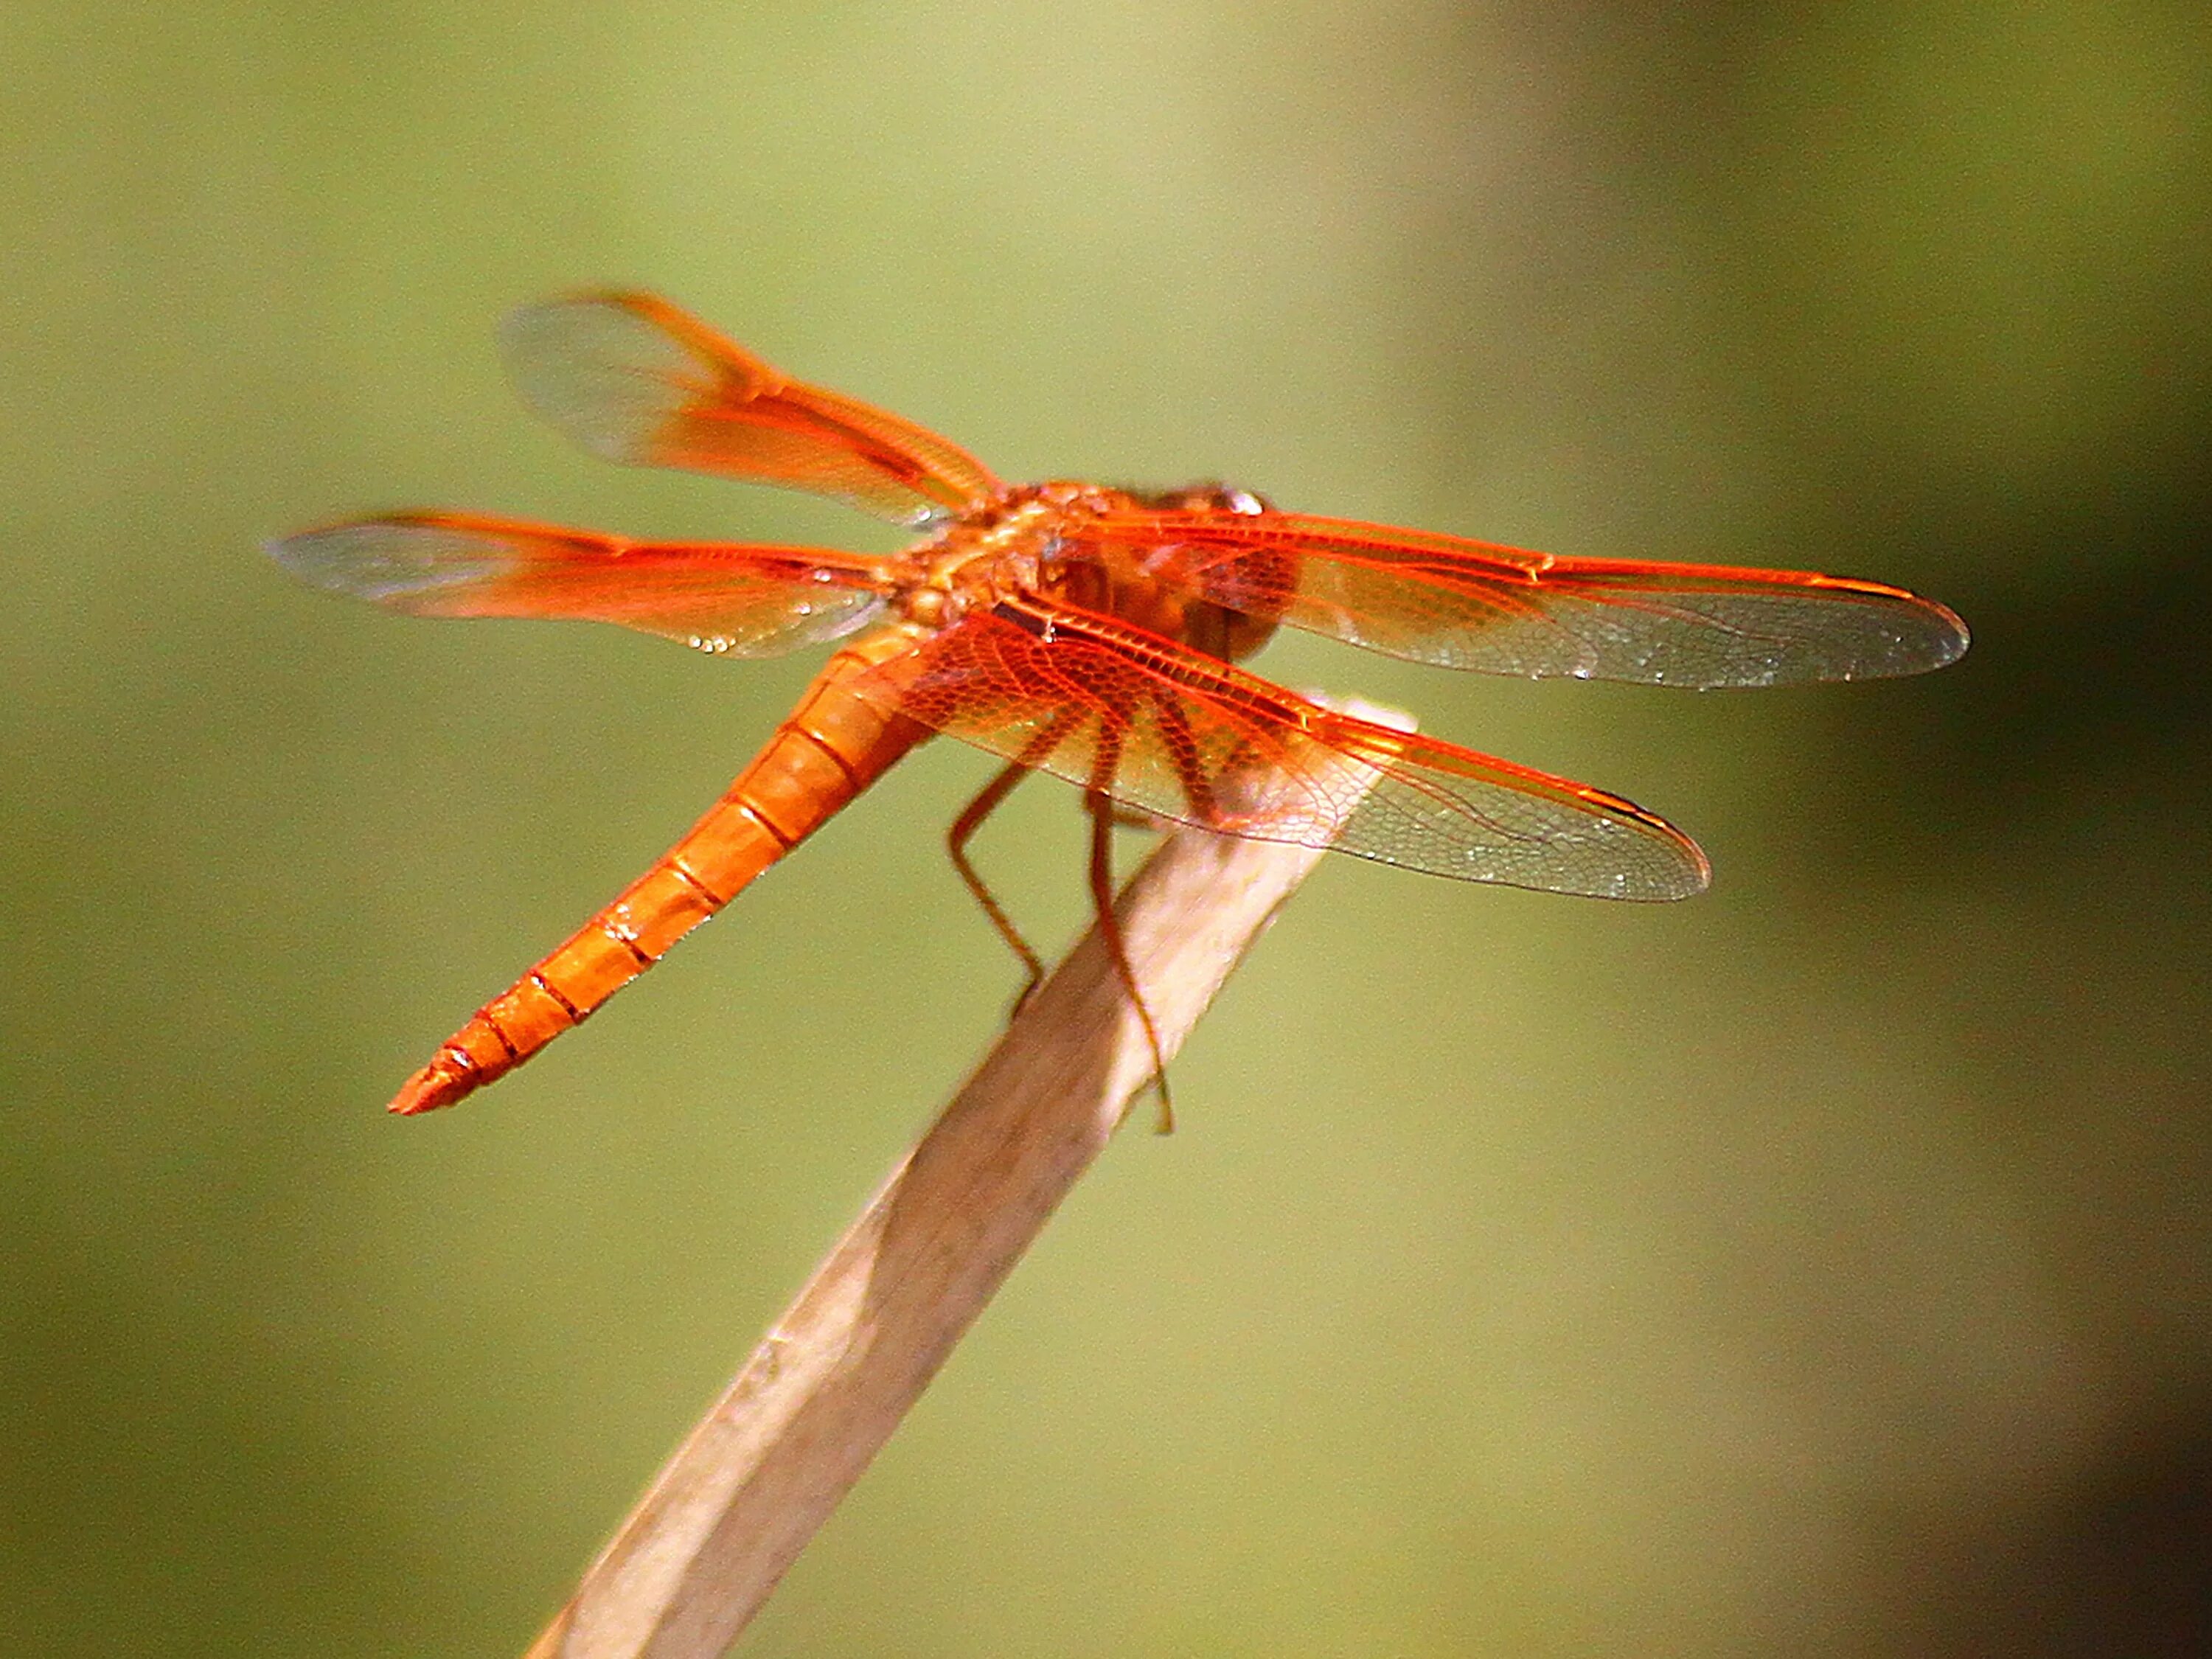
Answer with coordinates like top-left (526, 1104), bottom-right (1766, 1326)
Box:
top-left (1071, 509), bottom-right (1969, 687)
top-left (270, 512), bottom-right (892, 655)
top-left (854, 602), bottom-right (1708, 900)
top-left (500, 292), bottom-right (1002, 526)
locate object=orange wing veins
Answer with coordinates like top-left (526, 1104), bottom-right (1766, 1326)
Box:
top-left (854, 599), bottom-right (1709, 900)
top-left (1066, 509), bottom-right (1969, 688)
top-left (269, 512), bottom-right (896, 655)
top-left (501, 292), bottom-right (1001, 527)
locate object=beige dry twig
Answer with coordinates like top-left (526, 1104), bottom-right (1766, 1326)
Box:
top-left (524, 706), bottom-right (1395, 1658)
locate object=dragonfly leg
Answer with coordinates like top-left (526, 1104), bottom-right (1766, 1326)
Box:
top-left (1087, 788), bottom-right (1175, 1134)
top-left (947, 759), bottom-right (1047, 1014)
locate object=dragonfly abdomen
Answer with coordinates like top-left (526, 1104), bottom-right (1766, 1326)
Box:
top-left (388, 627), bottom-right (929, 1114)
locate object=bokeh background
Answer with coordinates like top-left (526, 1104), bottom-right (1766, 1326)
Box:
top-left (5, 3), bottom-right (2209, 1655)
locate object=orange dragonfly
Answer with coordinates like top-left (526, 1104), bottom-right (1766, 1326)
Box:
top-left (274, 292), bottom-right (1968, 1118)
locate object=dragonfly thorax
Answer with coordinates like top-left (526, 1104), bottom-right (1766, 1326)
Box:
top-left (888, 481), bottom-right (1127, 630)
top-left (891, 479), bottom-right (1286, 664)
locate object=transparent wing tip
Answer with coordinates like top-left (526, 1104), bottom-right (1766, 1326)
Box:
top-left (1923, 601), bottom-right (1972, 670)
top-left (1642, 835), bottom-right (1712, 900)
top-left (267, 526), bottom-right (368, 592)
top-left (496, 293), bottom-right (694, 466)
top-left (267, 521), bottom-right (500, 604)
top-left (1543, 808), bottom-right (1710, 902)
top-left (1826, 588), bottom-right (1972, 683)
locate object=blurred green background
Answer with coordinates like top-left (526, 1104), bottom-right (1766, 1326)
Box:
top-left (5, 2), bottom-right (2208, 1654)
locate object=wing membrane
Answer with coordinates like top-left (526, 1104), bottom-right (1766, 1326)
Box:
top-left (855, 602), bottom-right (1707, 900)
top-left (1068, 509), bottom-right (1969, 687)
top-left (270, 512), bottom-right (892, 655)
top-left (501, 292), bottom-right (1001, 526)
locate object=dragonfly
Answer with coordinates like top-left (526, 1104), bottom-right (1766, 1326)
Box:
top-left (273, 292), bottom-right (1968, 1118)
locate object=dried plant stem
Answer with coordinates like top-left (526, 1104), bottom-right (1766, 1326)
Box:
top-left (523, 712), bottom-right (1391, 1659)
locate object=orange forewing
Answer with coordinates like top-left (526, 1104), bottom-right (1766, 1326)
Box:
top-left (270, 512), bottom-right (894, 656)
top-left (1065, 509), bottom-right (1970, 689)
top-left (501, 293), bottom-right (1001, 527)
